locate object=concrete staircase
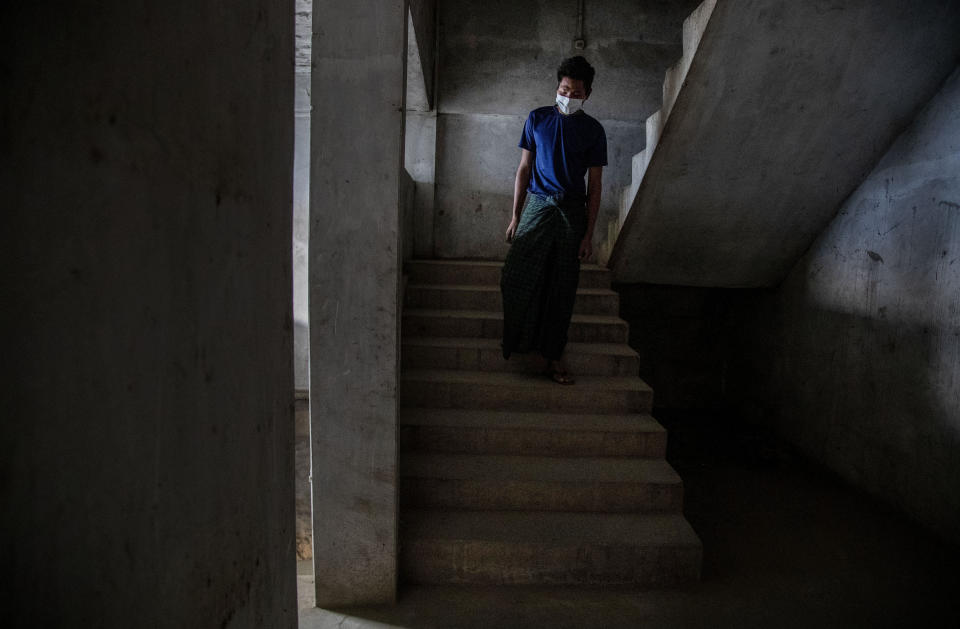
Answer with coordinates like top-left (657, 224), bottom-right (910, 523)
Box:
top-left (608, 0), bottom-right (960, 287)
top-left (398, 260), bottom-right (702, 586)
top-left (613, 0), bottom-right (716, 237)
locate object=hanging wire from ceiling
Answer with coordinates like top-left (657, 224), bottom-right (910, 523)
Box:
top-left (574, 0), bottom-right (586, 49)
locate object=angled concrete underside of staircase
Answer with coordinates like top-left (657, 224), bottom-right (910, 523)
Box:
top-left (610, 0), bottom-right (960, 287)
top-left (398, 260), bottom-right (702, 586)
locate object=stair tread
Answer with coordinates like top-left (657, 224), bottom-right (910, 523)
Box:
top-left (409, 260), bottom-right (608, 271)
top-left (402, 453), bottom-right (681, 484)
top-left (402, 369), bottom-right (652, 393)
top-left (402, 336), bottom-right (637, 357)
top-left (404, 309), bottom-right (625, 325)
top-left (401, 510), bottom-right (701, 547)
top-left (399, 408), bottom-right (664, 433)
top-left (407, 283), bottom-right (618, 297)
top-left (406, 260), bottom-right (612, 290)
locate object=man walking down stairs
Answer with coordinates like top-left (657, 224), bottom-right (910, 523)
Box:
top-left (399, 259), bottom-right (702, 586)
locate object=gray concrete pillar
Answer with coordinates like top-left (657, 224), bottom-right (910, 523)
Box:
top-left (309, 0), bottom-right (408, 607)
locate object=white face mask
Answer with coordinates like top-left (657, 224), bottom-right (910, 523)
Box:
top-left (556, 94), bottom-right (585, 115)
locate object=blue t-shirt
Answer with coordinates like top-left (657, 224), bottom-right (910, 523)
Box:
top-left (518, 105), bottom-right (607, 202)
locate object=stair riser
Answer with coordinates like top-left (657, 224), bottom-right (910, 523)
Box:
top-left (407, 264), bottom-right (611, 289)
top-left (400, 479), bottom-right (683, 513)
top-left (404, 288), bottom-right (619, 316)
top-left (402, 380), bottom-right (652, 414)
top-left (400, 540), bottom-right (702, 586)
top-left (402, 316), bottom-right (628, 343)
top-left (402, 344), bottom-right (638, 377)
top-left (399, 425), bottom-right (666, 457)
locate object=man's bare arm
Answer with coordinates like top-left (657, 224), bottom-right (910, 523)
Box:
top-left (580, 166), bottom-right (603, 260)
top-left (506, 149), bottom-right (534, 243)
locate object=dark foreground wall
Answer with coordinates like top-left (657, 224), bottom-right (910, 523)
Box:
top-left (3, 2), bottom-right (297, 627)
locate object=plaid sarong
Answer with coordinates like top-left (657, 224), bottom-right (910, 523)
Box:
top-left (500, 192), bottom-right (586, 360)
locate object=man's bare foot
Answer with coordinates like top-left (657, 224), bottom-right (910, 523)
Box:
top-left (545, 359), bottom-right (575, 385)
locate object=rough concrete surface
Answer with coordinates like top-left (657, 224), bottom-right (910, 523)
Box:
top-left (296, 0), bottom-right (313, 69)
top-left (611, 0), bottom-right (960, 287)
top-left (297, 415), bottom-right (960, 628)
top-left (294, 69), bottom-right (311, 390)
top-left (293, 0), bottom-right (312, 390)
top-left (300, 0), bottom-right (432, 379)
top-left (402, 167), bottom-right (417, 262)
top-left (309, 0), bottom-right (407, 607)
top-left (398, 408), bottom-right (666, 457)
top-left (434, 0), bottom-right (699, 262)
top-left (728, 66), bottom-right (960, 546)
top-left (615, 64), bottom-right (960, 543)
top-left (405, 111), bottom-right (438, 257)
top-left (396, 259), bottom-right (701, 588)
top-left (409, 0), bottom-right (437, 109)
top-left (407, 12), bottom-right (431, 113)
top-left (405, 259), bottom-right (611, 287)
top-left (296, 397), bottom-right (312, 560)
top-left (3, 1), bottom-right (297, 627)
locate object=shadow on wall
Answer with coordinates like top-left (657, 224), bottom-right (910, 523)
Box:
top-left (615, 283), bottom-right (759, 411)
top-left (618, 271), bottom-right (960, 547)
top-left (726, 253), bottom-right (960, 546)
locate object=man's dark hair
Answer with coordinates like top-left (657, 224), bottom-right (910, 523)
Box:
top-left (556, 56), bottom-right (596, 94)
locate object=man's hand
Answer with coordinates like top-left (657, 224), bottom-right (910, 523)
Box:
top-left (505, 219), bottom-right (519, 244)
top-left (578, 234), bottom-right (593, 261)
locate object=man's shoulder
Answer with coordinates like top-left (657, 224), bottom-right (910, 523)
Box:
top-left (528, 105), bottom-right (556, 121)
top-left (579, 111), bottom-right (605, 133)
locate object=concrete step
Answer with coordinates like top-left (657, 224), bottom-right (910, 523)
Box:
top-left (401, 369), bottom-right (653, 414)
top-left (406, 259), bottom-right (611, 289)
top-left (402, 309), bottom-right (628, 344)
top-left (404, 283), bottom-right (620, 316)
top-left (402, 337), bottom-right (639, 377)
top-left (399, 409), bottom-right (667, 457)
top-left (400, 453), bottom-right (683, 513)
top-left (399, 510), bottom-right (702, 586)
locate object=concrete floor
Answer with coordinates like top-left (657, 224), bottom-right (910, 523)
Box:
top-left (298, 413), bottom-right (960, 628)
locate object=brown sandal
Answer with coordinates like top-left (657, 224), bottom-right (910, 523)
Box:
top-left (545, 366), bottom-right (576, 385)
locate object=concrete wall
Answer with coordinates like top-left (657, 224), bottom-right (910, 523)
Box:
top-left (3, 1), bottom-right (297, 627)
top-left (409, 0), bottom-right (437, 109)
top-left (728, 67), bottom-right (960, 545)
top-left (402, 167), bottom-right (417, 262)
top-left (294, 5), bottom-right (312, 390)
top-left (295, 396), bottom-right (312, 560)
top-left (433, 0), bottom-right (699, 262)
top-left (405, 0), bottom-right (438, 258)
top-left (310, 0), bottom-right (407, 607)
top-left (406, 110), bottom-right (438, 257)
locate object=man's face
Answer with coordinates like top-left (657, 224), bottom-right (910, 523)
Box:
top-left (557, 76), bottom-right (588, 101)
